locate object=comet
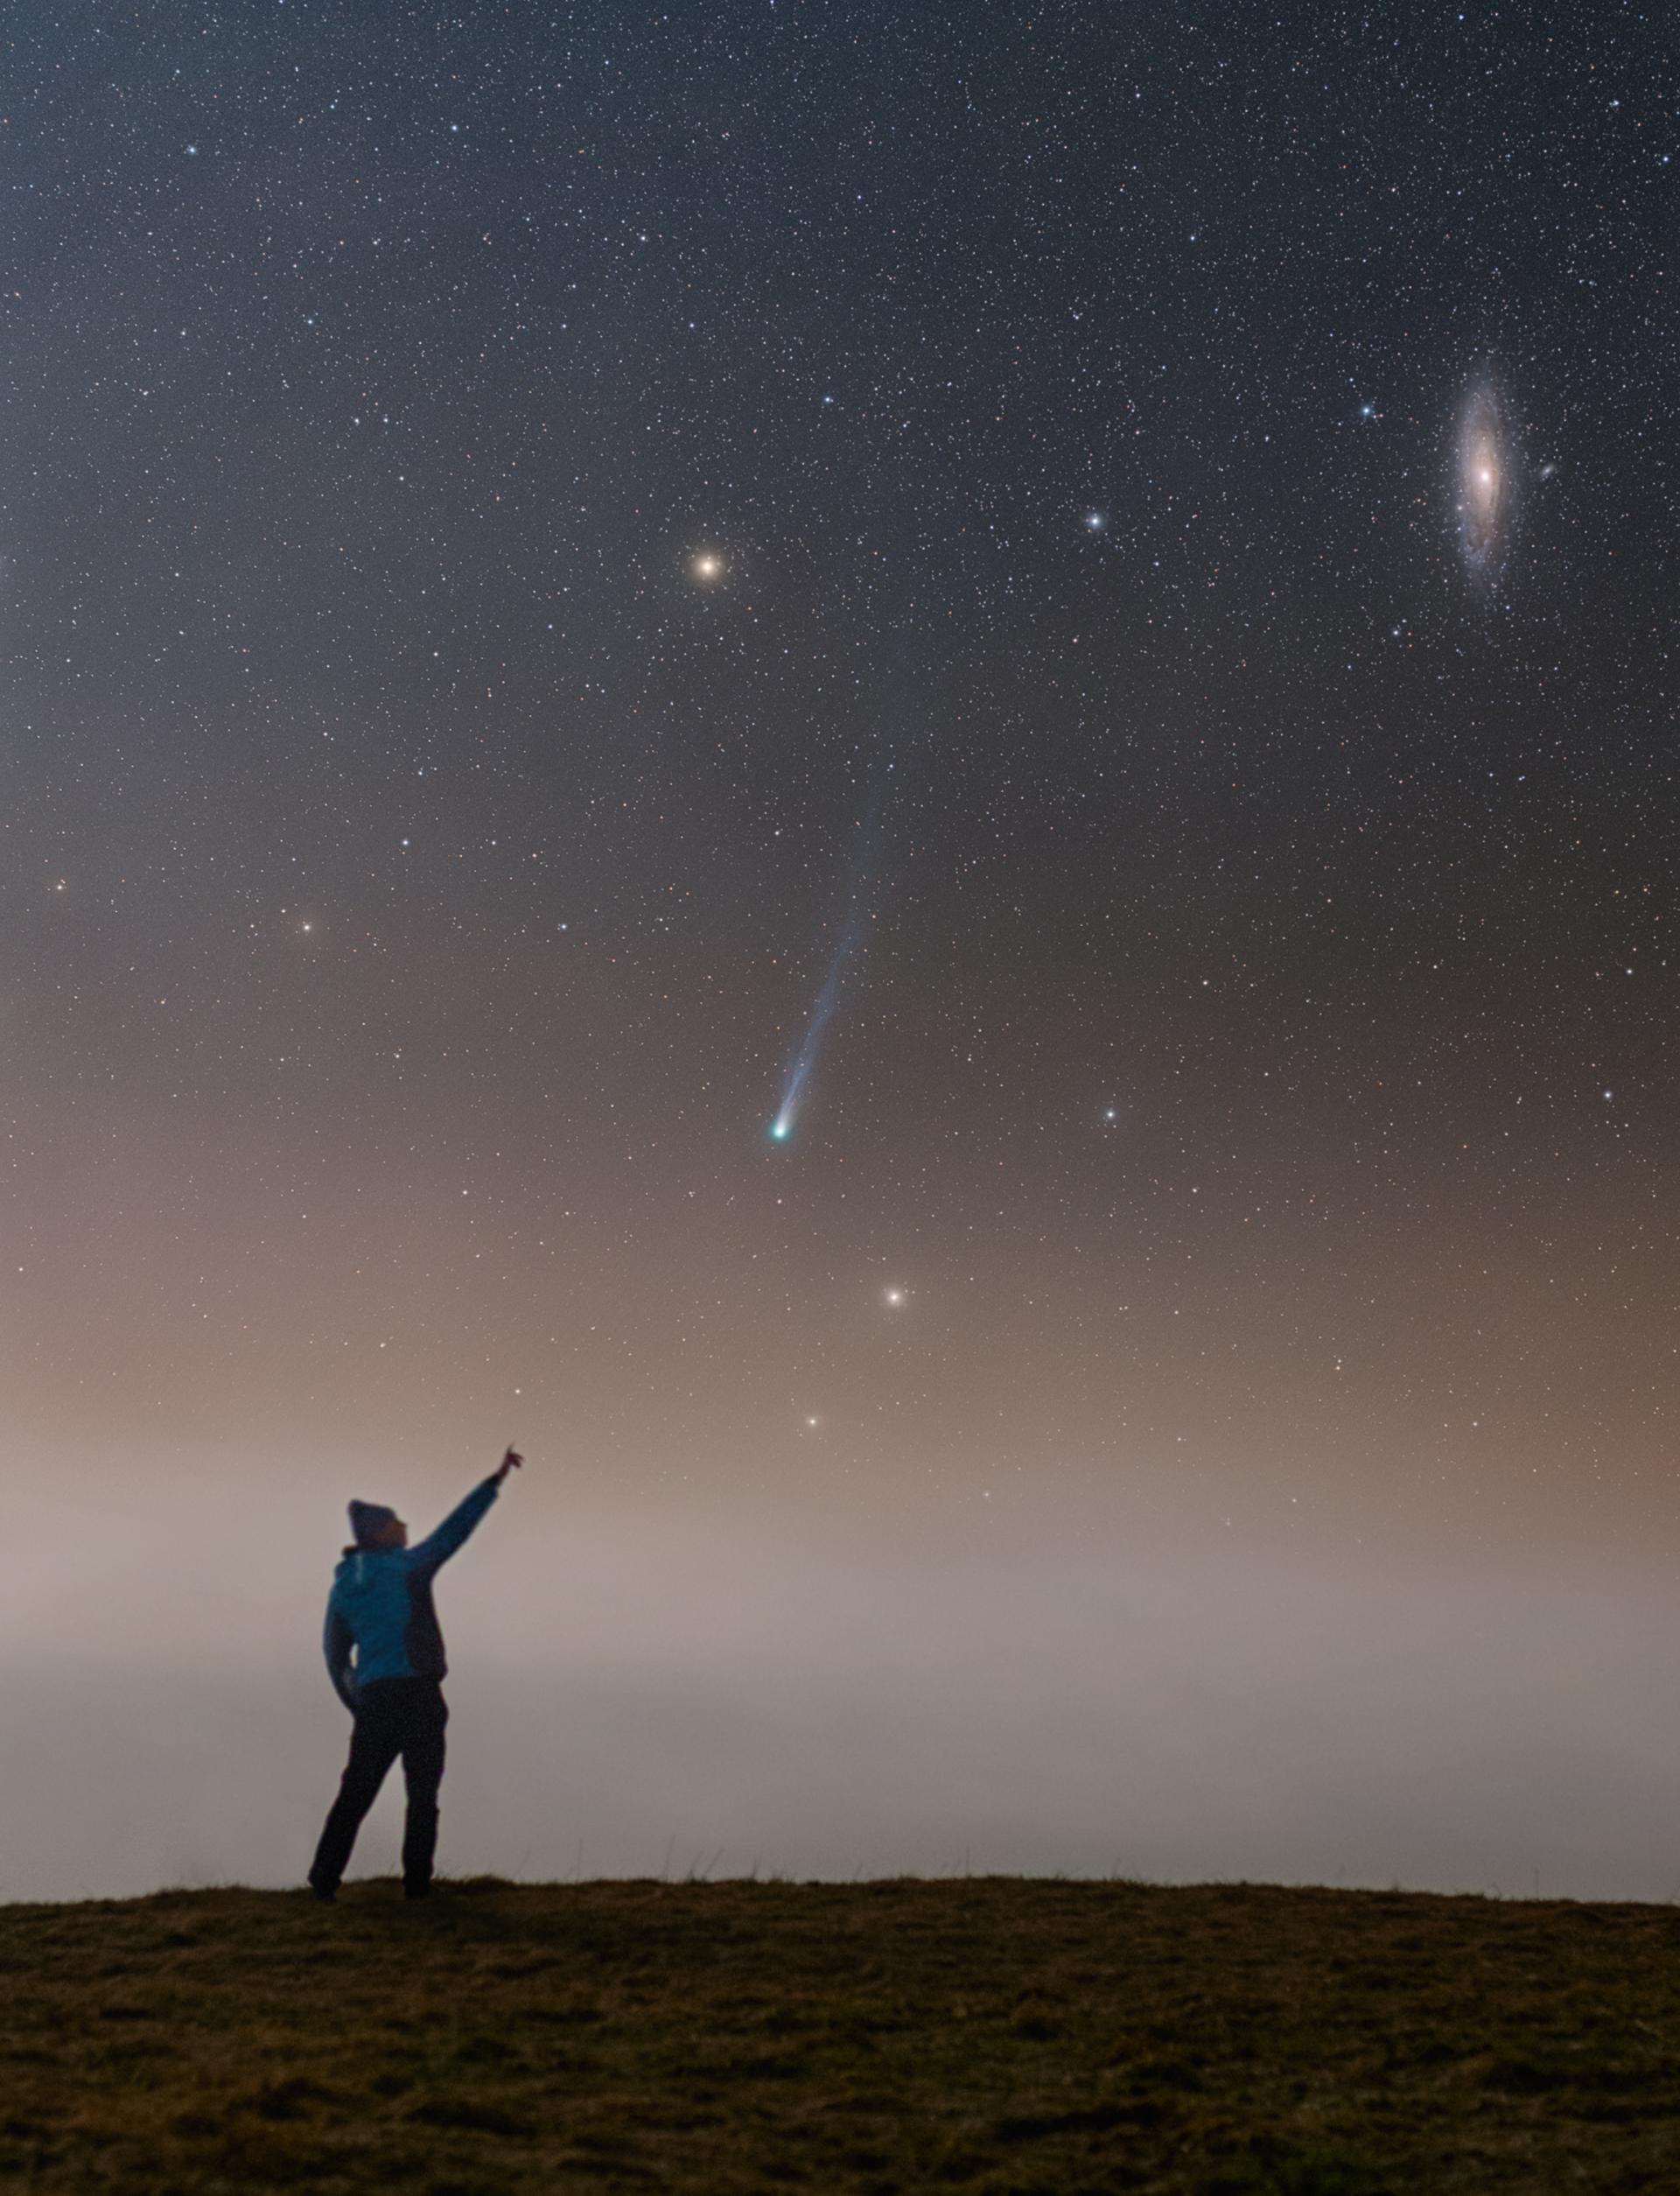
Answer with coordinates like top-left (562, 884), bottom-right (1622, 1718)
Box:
top-left (768, 803), bottom-right (880, 1144)
top-left (769, 902), bottom-right (865, 1143)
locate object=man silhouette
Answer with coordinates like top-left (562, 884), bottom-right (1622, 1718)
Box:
top-left (308, 1446), bottom-right (522, 1902)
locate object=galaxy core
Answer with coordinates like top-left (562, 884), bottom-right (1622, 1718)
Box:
top-left (1455, 376), bottom-right (1513, 584)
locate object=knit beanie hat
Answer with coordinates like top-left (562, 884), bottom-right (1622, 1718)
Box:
top-left (348, 1500), bottom-right (398, 1548)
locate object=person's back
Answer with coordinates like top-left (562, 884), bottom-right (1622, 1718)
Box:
top-left (309, 1446), bottom-right (522, 1902)
top-left (323, 1477), bottom-right (500, 1700)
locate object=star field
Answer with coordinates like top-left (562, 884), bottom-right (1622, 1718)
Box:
top-left (4, 0), bottom-right (1680, 1561)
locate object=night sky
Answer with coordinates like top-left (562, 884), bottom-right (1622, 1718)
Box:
top-left (6, 4), bottom-right (1680, 1899)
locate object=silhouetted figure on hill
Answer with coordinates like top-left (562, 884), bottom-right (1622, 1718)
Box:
top-left (308, 1446), bottom-right (522, 1903)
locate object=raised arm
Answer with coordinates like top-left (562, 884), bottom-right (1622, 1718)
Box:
top-left (407, 1449), bottom-right (522, 1572)
top-left (323, 1598), bottom-right (358, 1711)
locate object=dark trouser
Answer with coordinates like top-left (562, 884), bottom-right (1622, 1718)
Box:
top-left (311, 1678), bottom-right (448, 1895)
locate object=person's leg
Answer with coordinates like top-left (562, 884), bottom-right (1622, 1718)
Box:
top-left (399, 1683), bottom-right (449, 1898)
top-left (310, 1687), bottom-right (403, 1898)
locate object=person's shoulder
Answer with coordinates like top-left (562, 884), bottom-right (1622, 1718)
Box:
top-left (332, 1548), bottom-right (397, 1582)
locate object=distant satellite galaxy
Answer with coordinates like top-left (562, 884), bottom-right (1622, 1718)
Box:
top-left (1454, 371), bottom-right (1516, 589)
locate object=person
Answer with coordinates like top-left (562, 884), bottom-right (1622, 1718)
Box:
top-left (308, 1446), bottom-right (522, 1902)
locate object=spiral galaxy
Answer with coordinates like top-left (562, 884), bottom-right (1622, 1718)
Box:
top-left (1455, 375), bottom-right (1513, 586)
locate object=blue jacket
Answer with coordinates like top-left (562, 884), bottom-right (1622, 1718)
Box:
top-left (323, 1477), bottom-right (500, 1709)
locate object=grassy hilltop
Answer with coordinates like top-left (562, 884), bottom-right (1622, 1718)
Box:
top-left (0, 1877), bottom-right (1676, 2192)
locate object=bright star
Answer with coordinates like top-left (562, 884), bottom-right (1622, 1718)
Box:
top-left (692, 551), bottom-right (723, 581)
top-left (884, 1286), bottom-right (906, 1307)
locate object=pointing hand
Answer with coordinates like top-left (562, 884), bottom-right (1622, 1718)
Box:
top-left (495, 1447), bottom-right (524, 1485)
